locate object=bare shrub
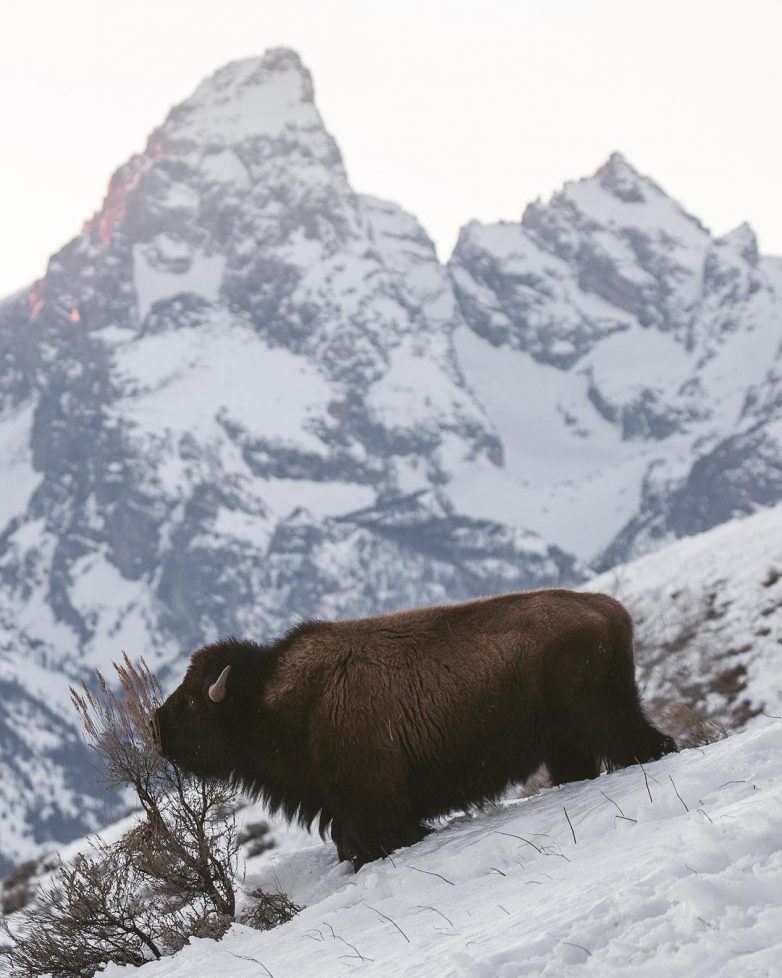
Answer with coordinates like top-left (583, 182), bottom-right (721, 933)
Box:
top-left (1, 655), bottom-right (298, 978)
top-left (239, 888), bottom-right (302, 931)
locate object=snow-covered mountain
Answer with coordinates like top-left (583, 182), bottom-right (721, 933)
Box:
top-left (449, 153), bottom-right (782, 565)
top-left (1, 47), bottom-right (782, 874)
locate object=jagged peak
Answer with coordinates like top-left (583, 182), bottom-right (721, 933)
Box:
top-left (196, 49), bottom-right (313, 104)
top-left (538, 151), bottom-right (710, 243)
top-left (716, 222), bottom-right (759, 265)
top-left (588, 151), bottom-right (667, 204)
top-left (159, 46), bottom-right (321, 147)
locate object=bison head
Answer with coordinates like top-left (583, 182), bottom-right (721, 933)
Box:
top-left (152, 642), bottom-right (241, 781)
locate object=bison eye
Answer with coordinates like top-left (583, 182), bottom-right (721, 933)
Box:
top-left (186, 694), bottom-right (198, 709)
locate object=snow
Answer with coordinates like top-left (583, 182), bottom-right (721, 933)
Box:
top-left (68, 548), bottom-right (157, 672)
top-left (200, 149), bottom-right (251, 188)
top-left (0, 401), bottom-right (41, 531)
top-left (580, 322), bottom-right (692, 405)
top-left (449, 325), bottom-right (652, 559)
top-left (250, 480), bottom-right (376, 521)
top-left (366, 338), bottom-right (479, 442)
top-left (111, 319), bottom-right (333, 456)
top-left (133, 243), bottom-right (225, 321)
top-left (94, 721), bottom-right (782, 978)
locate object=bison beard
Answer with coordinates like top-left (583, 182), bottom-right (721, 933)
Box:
top-left (153, 589), bottom-right (676, 870)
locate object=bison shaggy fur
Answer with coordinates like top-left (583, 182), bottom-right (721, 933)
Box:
top-left (153, 589), bottom-right (676, 869)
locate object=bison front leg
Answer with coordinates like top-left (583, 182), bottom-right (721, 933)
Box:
top-left (329, 820), bottom-right (350, 865)
top-left (333, 812), bottom-right (429, 870)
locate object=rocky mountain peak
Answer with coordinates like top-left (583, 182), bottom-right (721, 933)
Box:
top-left (588, 150), bottom-right (674, 206)
top-left (716, 221), bottom-right (759, 266)
top-left (159, 47), bottom-right (321, 150)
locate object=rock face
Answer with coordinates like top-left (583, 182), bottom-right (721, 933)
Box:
top-left (0, 50), bottom-right (577, 872)
top-left (2, 50), bottom-right (782, 872)
top-left (448, 152), bottom-right (782, 565)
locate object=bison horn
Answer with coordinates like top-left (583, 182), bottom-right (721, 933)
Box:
top-left (208, 665), bottom-right (231, 703)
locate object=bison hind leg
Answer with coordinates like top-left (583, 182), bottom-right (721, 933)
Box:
top-left (545, 737), bottom-right (600, 786)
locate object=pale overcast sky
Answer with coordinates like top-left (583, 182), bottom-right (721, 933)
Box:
top-left (1, 0), bottom-right (780, 297)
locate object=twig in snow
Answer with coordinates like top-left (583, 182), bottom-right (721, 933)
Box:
top-left (493, 831), bottom-right (542, 853)
top-left (415, 905), bottom-right (454, 927)
top-left (697, 808), bottom-right (713, 824)
top-left (613, 815), bottom-right (637, 826)
top-left (563, 807), bottom-right (577, 844)
top-left (335, 935), bottom-right (373, 963)
top-left (669, 775), bottom-right (689, 812)
top-left (718, 780), bottom-right (747, 788)
top-left (227, 952), bottom-right (276, 977)
top-left (559, 941), bottom-right (592, 958)
top-left (762, 712), bottom-right (781, 720)
top-left (406, 865), bottom-right (455, 886)
top-left (599, 789), bottom-right (625, 817)
top-left (364, 904), bottom-right (411, 943)
top-left (637, 759), bottom-right (654, 803)
top-left (380, 847), bottom-right (397, 868)
top-left (490, 867), bottom-right (507, 876)
top-left (498, 905), bottom-right (510, 915)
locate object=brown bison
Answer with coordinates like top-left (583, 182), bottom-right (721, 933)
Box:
top-left (152, 589), bottom-right (675, 869)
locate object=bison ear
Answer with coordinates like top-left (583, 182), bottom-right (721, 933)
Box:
top-left (208, 665), bottom-right (231, 703)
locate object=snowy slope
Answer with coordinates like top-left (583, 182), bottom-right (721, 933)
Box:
top-left (71, 721), bottom-right (782, 978)
top-left (449, 153), bottom-right (782, 565)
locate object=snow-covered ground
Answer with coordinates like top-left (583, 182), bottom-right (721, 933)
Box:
top-left (86, 720), bottom-right (782, 978)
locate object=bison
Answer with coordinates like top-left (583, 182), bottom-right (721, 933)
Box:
top-left (152, 589), bottom-right (675, 869)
